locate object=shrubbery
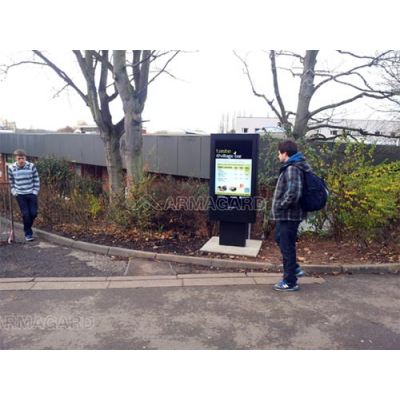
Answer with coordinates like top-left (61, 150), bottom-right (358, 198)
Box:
top-left (36, 156), bottom-right (72, 197)
top-left (34, 147), bottom-right (400, 246)
top-left (257, 137), bottom-right (400, 244)
top-left (257, 135), bottom-right (281, 238)
top-left (34, 156), bottom-right (213, 237)
top-left (107, 173), bottom-right (156, 231)
top-left (35, 156), bottom-right (106, 227)
top-left (107, 174), bottom-right (213, 237)
top-left (151, 175), bottom-right (213, 237)
top-left (305, 139), bottom-right (400, 243)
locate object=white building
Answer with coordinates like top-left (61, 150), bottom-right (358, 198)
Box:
top-left (0, 120), bottom-right (16, 133)
top-left (236, 117), bottom-right (290, 134)
top-left (236, 117), bottom-right (400, 145)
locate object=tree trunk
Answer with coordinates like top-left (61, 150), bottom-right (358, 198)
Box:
top-left (101, 129), bottom-right (124, 194)
top-left (113, 50), bottom-right (148, 186)
top-left (124, 107), bottom-right (143, 184)
top-left (292, 51), bottom-right (319, 140)
top-left (72, 50), bottom-right (125, 194)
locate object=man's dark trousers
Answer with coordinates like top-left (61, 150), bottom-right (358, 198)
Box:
top-left (16, 194), bottom-right (38, 236)
top-left (274, 220), bottom-right (300, 286)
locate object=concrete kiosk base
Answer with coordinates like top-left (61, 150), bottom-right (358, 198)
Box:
top-left (200, 236), bottom-right (262, 258)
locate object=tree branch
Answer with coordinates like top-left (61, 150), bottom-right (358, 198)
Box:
top-left (1, 60), bottom-right (47, 77)
top-left (314, 51), bottom-right (394, 93)
top-left (33, 50), bottom-right (88, 105)
top-left (307, 123), bottom-right (399, 139)
top-left (137, 50), bottom-right (151, 108)
top-left (270, 51), bottom-right (288, 122)
top-left (233, 51), bottom-right (283, 120)
top-left (310, 91), bottom-right (395, 118)
top-left (87, 50), bottom-right (114, 72)
top-left (142, 50), bottom-right (181, 92)
top-left (337, 50), bottom-right (393, 60)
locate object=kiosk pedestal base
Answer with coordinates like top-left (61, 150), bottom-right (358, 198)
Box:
top-left (219, 221), bottom-right (247, 247)
top-left (200, 237), bottom-right (262, 258)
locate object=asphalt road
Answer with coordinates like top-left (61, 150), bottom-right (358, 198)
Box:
top-left (1, 273), bottom-right (400, 350)
top-left (2, 224), bottom-right (400, 350)
top-left (0, 234), bottom-right (128, 278)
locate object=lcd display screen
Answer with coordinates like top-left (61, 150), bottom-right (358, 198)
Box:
top-left (214, 140), bottom-right (252, 197)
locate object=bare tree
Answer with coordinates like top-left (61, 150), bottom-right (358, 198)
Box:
top-left (1, 50), bottom-right (125, 194)
top-left (1, 50), bottom-right (180, 193)
top-left (113, 50), bottom-right (180, 185)
top-left (379, 51), bottom-right (400, 119)
top-left (235, 50), bottom-right (398, 140)
top-left (218, 111), bottom-right (237, 133)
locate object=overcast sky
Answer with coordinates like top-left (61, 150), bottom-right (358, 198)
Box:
top-left (0, 50), bottom-right (394, 133)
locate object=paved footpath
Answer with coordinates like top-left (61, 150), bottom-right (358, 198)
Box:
top-left (1, 222), bottom-right (400, 349)
top-left (1, 274), bottom-right (400, 350)
top-left (0, 273), bottom-right (324, 291)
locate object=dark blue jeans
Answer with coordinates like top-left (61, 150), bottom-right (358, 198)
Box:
top-left (274, 220), bottom-right (300, 286)
top-left (16, 194), bottom-right (38, 236)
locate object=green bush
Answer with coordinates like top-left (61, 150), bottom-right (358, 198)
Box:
top-left (332, 160), bottom-right (400, 240)
top-left (151, 176), bottom-right (211, 237)
top-left (257, 135), bottom-right (281, 238)
top-left (36, 156), bottom-right (73, 197)
top-left (107, 173), bottom-right (156, 231)
top-left (36, 156), bottom-right (106, 226)
top-left (307, 139), bottom-right (400, 242)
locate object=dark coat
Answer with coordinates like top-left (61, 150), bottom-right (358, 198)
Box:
top-left (270, 154), bottom-right (311, 221)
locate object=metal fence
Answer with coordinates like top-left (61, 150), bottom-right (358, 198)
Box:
top-left (2, 132), bottom-right (400, 179)
top-left (0, 183), bottom-right (15, 243)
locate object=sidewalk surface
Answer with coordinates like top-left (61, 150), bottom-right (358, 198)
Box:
top-left (1, 274), bottom-right (400, 350)
top-left (1, 223), bottom-right (400, 349)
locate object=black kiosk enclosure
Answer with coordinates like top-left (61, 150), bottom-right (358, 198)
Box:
top-left (209, 134), bottom-right (259, 247)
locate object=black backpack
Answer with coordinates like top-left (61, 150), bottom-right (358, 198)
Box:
top-left (296, 167), bottom-right (329, 212)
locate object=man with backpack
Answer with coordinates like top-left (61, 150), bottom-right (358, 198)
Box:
top-left (270, 140), bottom-right (311, 292)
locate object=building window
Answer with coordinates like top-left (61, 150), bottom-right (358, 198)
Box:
top-left (243, 128), bottom-right (248, 133)
top-left (330, 130), bottom-right (338, 136)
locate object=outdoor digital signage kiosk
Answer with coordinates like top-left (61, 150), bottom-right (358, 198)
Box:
top-left (209, 134), bottom-right (259, 247)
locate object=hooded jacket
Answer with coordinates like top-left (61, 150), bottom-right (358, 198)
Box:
top-left (270, 152), bottom-right (311, 221)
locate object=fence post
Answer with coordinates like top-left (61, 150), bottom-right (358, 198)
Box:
top-left (0, 183), bottom-right (15, 243)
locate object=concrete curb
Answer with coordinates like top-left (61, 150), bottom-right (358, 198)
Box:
top-left (9, 221), bottom-right (400, 275)
top-left (0, 274), bottom-right (327, 291)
